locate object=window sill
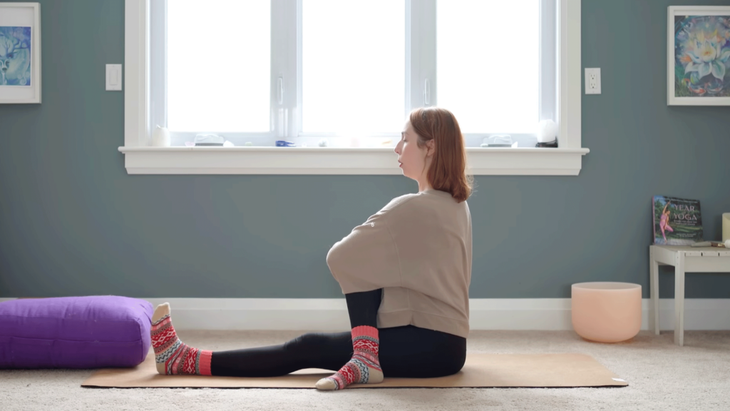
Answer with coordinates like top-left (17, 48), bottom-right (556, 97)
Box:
top-left (118, 146), bottom-right (590, 175)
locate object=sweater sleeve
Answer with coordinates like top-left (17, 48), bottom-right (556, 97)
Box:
top-left (326, 209), bottom-right (402, 295)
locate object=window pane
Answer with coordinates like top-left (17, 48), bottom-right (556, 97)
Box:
top-left (437, 0), bottom-right (539, 133)
top-left (303, 0), bottom-right (405, 134)
top-left (167, 0), bottom-right (270, 132)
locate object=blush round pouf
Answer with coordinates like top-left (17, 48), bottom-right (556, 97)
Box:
top-left (571, 282), bottom-right (641, 343)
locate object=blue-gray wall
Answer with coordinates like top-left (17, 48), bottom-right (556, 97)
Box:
top-left (1, 0), bottom-right (729, 299)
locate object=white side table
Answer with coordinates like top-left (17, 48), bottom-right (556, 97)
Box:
top-left (649, 245), bottom-right (730, 346)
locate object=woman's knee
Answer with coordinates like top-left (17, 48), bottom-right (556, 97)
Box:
top-left (284, 332), bottom-right (350, 353)
top-left (284, 333), bottom-right (322, 351)
top-left (282, 332), bottom-right (352, 371)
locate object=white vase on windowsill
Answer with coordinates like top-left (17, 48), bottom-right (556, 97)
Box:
top-left (151, 125), bottom-right (171, 147)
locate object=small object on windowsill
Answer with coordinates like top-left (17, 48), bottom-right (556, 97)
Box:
top-left (276, 140), bottom-right (296, 147)
top-left (537, 119), bottom-right (558, 148)
top-left (194, 133), bottom-right (225, 146)
top-left (482, 142), bottom-right (519, 147)
top-left (535, 140), bottom-right (558, 148)
top-left (151, 125), bottom-right (171, 147)
top-left (690, 241), bottom-right (727, 248)
top-left (318, 139), bottom-right (328, 147)
top-left (244, 142), bottom-right (253, 146)
top-left (480, 135), bottom-right (513, 147)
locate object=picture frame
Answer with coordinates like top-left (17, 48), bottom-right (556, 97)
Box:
top-left (0, 2), bottom-right (41, 104)
top-left (667, 6), bottom-right (730, 106)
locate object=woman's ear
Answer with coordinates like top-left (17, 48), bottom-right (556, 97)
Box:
top-left (426, 140), bottom-right (436, 157)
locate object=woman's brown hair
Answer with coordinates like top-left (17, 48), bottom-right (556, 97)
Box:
top-left (409, 107), bottom-right (473, 203)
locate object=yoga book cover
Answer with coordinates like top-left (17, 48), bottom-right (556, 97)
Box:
top-left (652, 195), bottom-right (703, 245)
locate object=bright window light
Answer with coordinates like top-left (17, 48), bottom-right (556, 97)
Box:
top-left (167, 0), bottom-right (271, 132)
top-left (437, 0), bottom-right (540, 133)
top-left (302, 0), bottom-right (405, 135)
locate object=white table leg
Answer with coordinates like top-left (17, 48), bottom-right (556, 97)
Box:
top-left (650, 249), bottom-right (660, 335)
top-left (674, 253), bottom-right (686, 346)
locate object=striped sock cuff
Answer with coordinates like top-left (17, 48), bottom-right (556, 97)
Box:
top-left (351, 325), bottom-right (379, 340)
top-left (198, 350), bottom-right (213, 376)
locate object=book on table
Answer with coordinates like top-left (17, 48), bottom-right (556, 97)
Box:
top-left (652, 195), bottom-right (703, 245)
top-left (690, 241), bottom-right (726, 247)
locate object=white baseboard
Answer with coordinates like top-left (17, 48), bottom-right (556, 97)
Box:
top-left (4, 298), bottom-right (727, 331)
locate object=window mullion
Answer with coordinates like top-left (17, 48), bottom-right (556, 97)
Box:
top-left (150, 0), bottom-right (166, 134)
top-left (557, 0), bottom-right (581, 149)
top-left (540, 0), bottom-right (557, 123)
top-left (272, 0), bottom-right (297, 140)
top-left (409, 0), bottom-right (436, 112)
top-left (405, 0), bottom-right (411, 115)
top-left (295, 0), bottom-right (303, 137)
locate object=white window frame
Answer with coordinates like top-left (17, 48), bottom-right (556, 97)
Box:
top-left (119, 0), bottom-right (589, 175)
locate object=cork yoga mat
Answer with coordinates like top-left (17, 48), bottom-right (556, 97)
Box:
top-left (82, 351), bottom-right (628, 389)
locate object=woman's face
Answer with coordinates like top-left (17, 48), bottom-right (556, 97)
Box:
top-left (395, 121), bottom-right (433, 184)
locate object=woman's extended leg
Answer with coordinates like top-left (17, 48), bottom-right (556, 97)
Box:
top-left (213, 325), bottom-right (467, 379)
top-left (150, 302), bottom-right (353, 376)
top-left (211, 289), bottom-right (382, 379)
top-left (211, 332), bottom-right (353, 377)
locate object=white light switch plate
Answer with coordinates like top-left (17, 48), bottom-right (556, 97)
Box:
top-left (585, 68), bottom-right (601, 94)
top-left (106, 64), bottom-right (122, 91)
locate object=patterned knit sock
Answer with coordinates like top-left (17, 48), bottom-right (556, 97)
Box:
top-left (150, 302), bottom-right (212, 375)
top-left (315, 325), bottom-right (383, 391)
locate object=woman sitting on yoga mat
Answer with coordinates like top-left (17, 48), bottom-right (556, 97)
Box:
top-left (151, 106), bottom-right (474, 391)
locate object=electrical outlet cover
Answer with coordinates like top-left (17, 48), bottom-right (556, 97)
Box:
top-left (585, 68), bottom-right (601, 94)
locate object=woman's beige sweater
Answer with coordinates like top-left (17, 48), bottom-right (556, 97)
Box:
top-left (326, 189), bottom-right (472, 338)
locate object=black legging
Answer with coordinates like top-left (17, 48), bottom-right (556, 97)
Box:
top-left (210, 289), bottom-right (467, 378)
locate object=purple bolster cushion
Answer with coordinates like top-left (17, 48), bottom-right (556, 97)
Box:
top-left (0, 296), bottom-right (153, 369)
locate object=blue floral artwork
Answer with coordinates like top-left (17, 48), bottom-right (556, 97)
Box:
top-left (674, 15), bottom-right (730, 97)
top-left (0, 26), bottom-right (32, 87)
